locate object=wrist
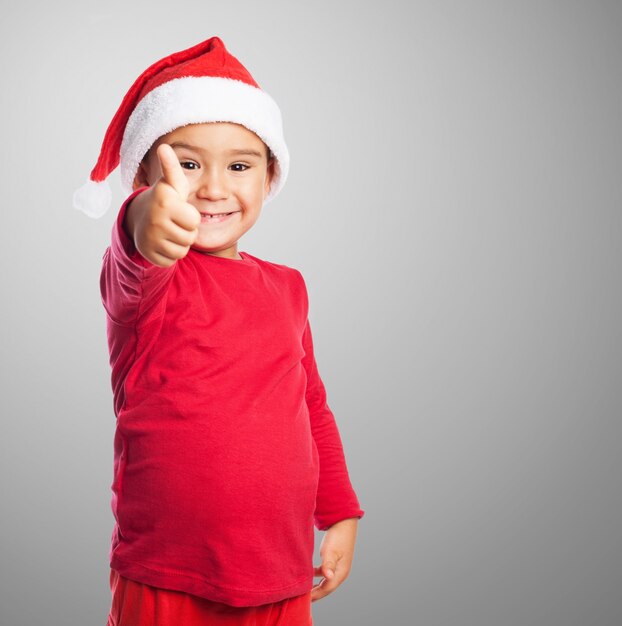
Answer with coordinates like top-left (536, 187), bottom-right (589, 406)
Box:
top-left (123, 186), bottom-right (150, 242)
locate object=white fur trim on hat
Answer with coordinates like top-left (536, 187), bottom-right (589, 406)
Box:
top-left (119, 76), bottom-right (289, 204)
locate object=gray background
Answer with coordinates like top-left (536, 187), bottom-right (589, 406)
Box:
top-left (1, 1), bottom-right (621, 625)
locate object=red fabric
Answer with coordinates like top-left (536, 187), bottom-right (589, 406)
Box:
top-left (100, 189), bottom-right (364, 607)
top-left (106, 569), bottom-right (313, 626)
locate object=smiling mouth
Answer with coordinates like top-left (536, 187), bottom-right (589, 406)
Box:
top-left (200, 211), bottom-right (238, 222)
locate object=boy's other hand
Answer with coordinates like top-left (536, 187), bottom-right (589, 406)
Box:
top-left (311, 517), bottom-right (359, 602)
top-left (125, 143), bottom-right (200, 267)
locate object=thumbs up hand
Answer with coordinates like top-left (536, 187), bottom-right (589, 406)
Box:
top-left (157, 142), bottom-right (191, 202)
top-left (124, 143), bottom-right (201, 267)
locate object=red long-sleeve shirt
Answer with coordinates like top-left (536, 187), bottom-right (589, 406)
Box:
top-left (100, 189), bottom-right (364, 607)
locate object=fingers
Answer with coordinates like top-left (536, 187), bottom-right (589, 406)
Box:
top-left (163, 221), bottom-right (199, 248)
top-left (145, 238), bottom-right (195, 267)
top-left (135, 211), bottom-right (199, 267)
top-left (170, 202), bottom-right (201, 232)
top-left (310, 559), bottom-right (348, 603)
top-left (148, 249), bottom-right (185, 268)
top-left (156, 143), bottom-right (190, 201)
top-left (314, 561), bottom-right (337, 580)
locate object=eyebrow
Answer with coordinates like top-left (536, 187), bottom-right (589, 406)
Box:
top-left (169, 142), bottom-right (264, 158)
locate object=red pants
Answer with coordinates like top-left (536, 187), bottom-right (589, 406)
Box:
top-left (106, 569), bottom-right (313, 626)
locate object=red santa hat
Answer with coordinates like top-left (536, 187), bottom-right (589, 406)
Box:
top-left (73, 36), bottom-right (289, 218)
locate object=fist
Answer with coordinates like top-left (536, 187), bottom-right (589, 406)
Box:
top-left (128, 143), bottom-right (201, 267)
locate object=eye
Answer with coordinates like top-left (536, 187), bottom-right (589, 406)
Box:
top-left (180, 161), bottom-right (199, 170)
top-left (229, 163), bottom-right (249, 172)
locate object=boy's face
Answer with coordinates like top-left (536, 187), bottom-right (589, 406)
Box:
top-left (134, 122), bottom-right (274, 259)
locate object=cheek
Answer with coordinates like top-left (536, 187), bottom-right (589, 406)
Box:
top-left (254, 171), bottom-right (271, 196)
top-left (235, 177), bottom-right (267, 203)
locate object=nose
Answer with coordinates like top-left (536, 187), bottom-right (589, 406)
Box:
top-left (195, 166), bottom-right (229, 201)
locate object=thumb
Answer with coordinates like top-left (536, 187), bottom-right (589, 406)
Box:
top-left (321, 559), bottom-right (337, 579)
top-left (156, 143), bottom-right (189, 201)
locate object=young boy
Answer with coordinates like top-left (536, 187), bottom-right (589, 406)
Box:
top-left (74, 36), bottom-right (364, 625)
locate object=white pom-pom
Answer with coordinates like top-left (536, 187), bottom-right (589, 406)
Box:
top-left (73, 179), bottom-right (112, 219)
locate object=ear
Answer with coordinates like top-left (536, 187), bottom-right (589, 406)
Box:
top-left (132, 161), bottom-right (150, 190)
top-left (263, 157), bottom-right (276, 197)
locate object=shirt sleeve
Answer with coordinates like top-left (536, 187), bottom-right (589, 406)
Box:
top-left (100, 187), bottom-right (177, 327)
top-left (302, 317), bottom-right (366, 530)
